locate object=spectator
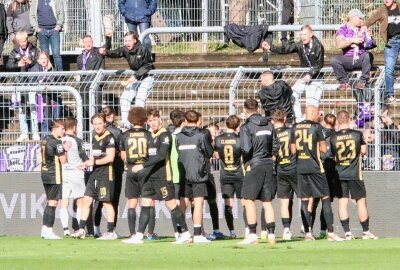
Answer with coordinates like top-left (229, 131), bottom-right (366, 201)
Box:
top-left (30, 0), bottom-right (64, 71)
top-left (330, 9), bottom-right (376, 91)
top-left (258, 71), bottom-right (294, 123)
top-left (30, 51), bottom-right (62, 134)
top-left (6, 31), bottom-right (40, 142)
top-left (281, 0), bottom-right (294, 40)
top-left (0, 2), bottom-right (7, 57)
top-left (6, 0), bottom-right (36, 47)
top-left (118, 0), bottom-right (157, 52)
top-left (100, 31), bottom-right (154, 128)
top-left (76, 34), bottom-right (112, 132)
top-left (364, 0), bottom-right (400, 104)
top-left (270, 25), bottom-right (324, 123)
top-left (380, 108), bottom-right (400, 170)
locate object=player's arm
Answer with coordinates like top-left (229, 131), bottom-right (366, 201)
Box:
top-left (56, 140), bottom-right (70, 164)
top-left (360, 132), bottom-right (367, 156)
top-left (240, 125), bottom-right (253, 163)
top-left (272, 131), bottom-right (279, 161)
top-left (143, 133), bottom-right (170, 168)
top-left (94, 147), bottom-right (116, 166)
top-left (201, 129), bottom-right (214, 159)
top-left (289, 127), bottom-right (296, 155)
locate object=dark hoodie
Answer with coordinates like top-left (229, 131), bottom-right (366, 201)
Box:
top-left (176, 126), bottom-right (213, 183)
top-left (240, 113), bottom-right (274, 169)
top-left (271, 36), bottom-right (324, 79)
top-left (323, 127), bottom-right (337, 173)
top-left (258, 80), bottom-right (294, 123)
top-left (106, 40), bottom-right (154, 80)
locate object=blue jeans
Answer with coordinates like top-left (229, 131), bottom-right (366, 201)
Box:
top-left (126, 22), bottom-right (152, 52)
top-left (384, 38), bottom-right (400, 97)
top-left (37, 28), bottom-right (63, 71)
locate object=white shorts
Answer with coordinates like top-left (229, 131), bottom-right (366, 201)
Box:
top-left (62, 169), bottom-right (85, 199)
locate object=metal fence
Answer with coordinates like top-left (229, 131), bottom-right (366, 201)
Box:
top-left (0, 0), bottom-right (386, 55)
top-left (1, 66), bottom-right (398, 172)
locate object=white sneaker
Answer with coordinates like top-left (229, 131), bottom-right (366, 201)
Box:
top-left (267, 233), bottom-right (276, 245)
top-left (41, 226), bottom-right (48, 238)
top-left (260, 230), bottom-right (267, 240)
top-left (64, 229), bottom-right (71, 237)
top-left (174, 231), bottom-right (192, 244)
top-left (43, 230), bottom-right (62, 240)
top-left (304, 233), bottom-right (315, 241)
top-left (345, 232), bottom-right (355, 241)
top-left (193, 235), bottom-right (211, 243)
top-left (32, 133), bottom-right (41, 141)
top-left (16, 134), bottom-right (29, 142)
top-left (362, 231), bottom-right (378, 240)
top-left (97, 232), bottom-right (118, 241)
top-left (244, 227), bottom-right (250, 238)
top-left (327, 233), bottom-right (345, 242)
top-left (282, 229), bottom-right (292, 241)
top-left (174, 232), bottom-right (180, 241)
top-left (122, 233), bottom-right (144, 244)
top-left (238, 233), bottom-right (258, 245)
top-left (71, 229), bottom-right (86, 239)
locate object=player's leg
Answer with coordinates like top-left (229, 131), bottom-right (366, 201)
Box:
top-left (338, 197), bottom-right (351, 239)
top-left (206, 176), bottom-right (223, 240)
top-left (93, 201), bottom-right (103, 237)
top-left (96, 201), bottom-right (116, 240)
top-left (146, 199), bottom-right (158, 240)
top-left (71, 195), bottom-right (94, 239)
top-left (60, 198), bottom-right (71, 236)
top-left (193, 195), bottom-right (209, 243)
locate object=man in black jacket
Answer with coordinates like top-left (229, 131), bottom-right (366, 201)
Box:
top-left (100, 31), bottom-right (155, 128)
top-left (176, 110), bottom-right (214, 243)
top-left (258, 71), bottom-right (294, 124)
top-left (0, 2), bottom-right (7, 57)
top-left (239, 99), bottom-right (276, 245)
top-left (270, 25), bottom-right (325, 123)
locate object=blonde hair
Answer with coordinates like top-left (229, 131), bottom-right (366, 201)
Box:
top-left (15, 31), bottom-right (28, 42)
top-left (37, 51), bottom-right (53, 70)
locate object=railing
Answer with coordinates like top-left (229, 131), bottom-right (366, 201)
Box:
top-left (0, 0), bottom-right (385, 55)
top-left (0, 67), bottom-right (397, 172)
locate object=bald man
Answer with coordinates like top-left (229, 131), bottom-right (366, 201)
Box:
top-left (290, 105), bottom-right (343, 241)
top-left (258, 71), bottom-right (294, 123)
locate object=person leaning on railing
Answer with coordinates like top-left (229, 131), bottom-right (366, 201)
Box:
top-left (268, 25), bottom-right (324, 123)
top-left (6, 30), bottom-right (40, 142)
top-left (99, 31), bottom-right (155, 129)
top-left (330, 9), bottom-right (376, 92)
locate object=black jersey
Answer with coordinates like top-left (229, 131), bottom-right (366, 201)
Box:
top-left (41, 134), bottom-right (65, 184)
top-left (215, 132), bottom-right (244, 183)
top-left (119, 128), bottom-right (153, 166)
top-left (273, 126), bottom-right (296, 173)
top-left (291, 120), bottom-right (325, 174)
top-left (323, 127), bottom-right (337, 174)
top-left (92, 130), bottom-right (116, 181)
top-left (148, 127), bottom-right (173, 181)
top-left (330, 129), bottom-right (366, 181)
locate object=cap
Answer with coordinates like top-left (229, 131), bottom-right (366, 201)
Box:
top-left (348, 9), bottom-right (365, 19)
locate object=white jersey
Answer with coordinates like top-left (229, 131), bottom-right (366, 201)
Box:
top-left (61, 134), bottom-right (88, 170)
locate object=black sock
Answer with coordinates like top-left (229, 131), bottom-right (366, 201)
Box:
top-left (301, 200), bottom-right (311, 233)
top-left (340, 218), bottom-right (350, 233)
top-left (311, 198), bottom-right (320, 230)
top-left (266, 222), bottom-right (275, 234)
top-left (243, 207), bottom-right (248, 227)
top-left (320, 208), bottom-right (327, 231)
top-left (147, 206), bottom-right (156, 234)
top-left (47, 206), bottom-right (56, 228)
top-left (93, 201), bottom-right (103, 227)
top-left (224, 205), bottom-right (234, 231)
top-left (282, 218), bottom-right (291, 229)
top-left (360, 217), bottom-right (369, 232)
top-left (171, 206), bottom-right (187, 233)
top-left (42, 205), bottom-right (50, 227)
top-left (138, 206), bottom-right (151, 234)
top-left (288, 199), bottom-right (293, 224)
top-left (194, 226), bottom-right (202, 236)
top-left (261, 208), bottom-right (267, 231)
top-left (209, 202), bottom-right (219, 231)
top-left (107, 222), bottom-right (114, 233)
top-left (128, 208), bottom-right (136, 235)
top-left (79, 219), bottom-right (87, 230)
top-left (248, 223), bottom-right (257, 235)
top-left (72, 199), bottom-right (79, 231)
top-left (321, 198), bottom-right (334, 233)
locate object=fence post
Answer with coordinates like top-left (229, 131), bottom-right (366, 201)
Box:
top-left (229, 67), bottom-right (244, 115)
top-left (202, 0), bottom-right (209, 53)
top-left (373, 68), bottom-right (385, 170)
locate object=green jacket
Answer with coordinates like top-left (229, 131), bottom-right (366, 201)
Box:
top-left (29, 0), bottom-right (64, 33)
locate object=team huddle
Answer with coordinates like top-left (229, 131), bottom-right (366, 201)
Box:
top-left (39, 98), bottom-right (378, 244)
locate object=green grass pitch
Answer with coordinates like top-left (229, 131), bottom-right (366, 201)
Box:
top-left (1, 236), bottom-right (399, 270)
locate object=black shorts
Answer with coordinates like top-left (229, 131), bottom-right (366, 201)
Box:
top-left (179, 182), bottom-right (208, 199)
top-left (277, 170), bottom-right (298, 199)
top-left (174, 183), bottom-right (180, 200)
top-left (326, 170), bottom-right (341, 198)
top-left (206, 175), bottom-right (217, 201)
top-left (241, 164), bottom-right (276, 202)
top-left (336, 180), bottom-right (367, 200)
top-left (43, 183), bottom-right (62, 200)
top-left (84, 174), bottom-right (114, 202)
top-left (221, 181), bottom-right (243, 199)
top-left (298, 173), bottom-right (330, 198)
top-left (125, 170), bottom-right (143, 199)
top-left (142, 180), bottom-right (175, 201)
